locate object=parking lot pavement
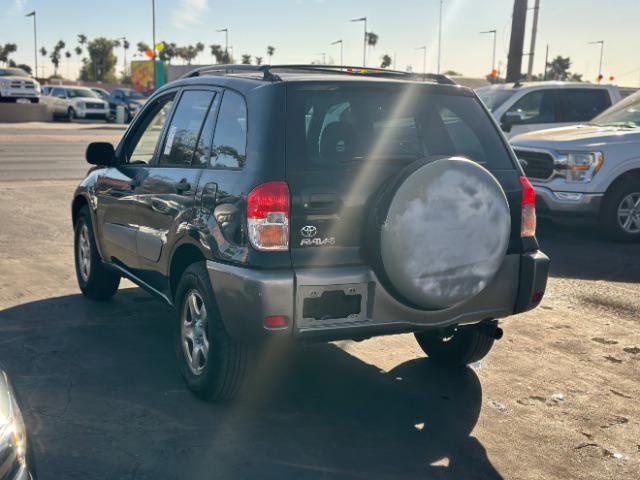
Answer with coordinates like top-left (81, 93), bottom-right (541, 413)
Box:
top-left (0, 130), bottom-right (639, 479)
top-left (0, 122), bottom-right (126, 181)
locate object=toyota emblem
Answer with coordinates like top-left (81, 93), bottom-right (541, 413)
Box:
top-left (301, 225), bottom-right (317, 238)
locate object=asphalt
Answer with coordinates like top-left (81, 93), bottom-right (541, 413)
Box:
top-left (0, 124), bottom-right (638, 480)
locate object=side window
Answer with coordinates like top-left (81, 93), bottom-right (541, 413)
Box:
top-left (159, 90), bottom-right (215, 167)
top-left (211, 91), bottom-right (247, 169)
top-left (51, 88), bottom-right (64, 98)
top-left (438, 106), bottom-right (487, 165)
top-left (127, 95), bottom-right (175, 165)
top-left (505, 90), bottom-right (558, 125)
top-left (562, 89), bottom-right (611, 122)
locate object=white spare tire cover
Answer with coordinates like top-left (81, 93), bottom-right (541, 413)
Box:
top-left (380, 157), bottom-right (510, 309)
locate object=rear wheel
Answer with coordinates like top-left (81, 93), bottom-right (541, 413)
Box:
top-left (74, 206), bottom-right (120, 300)
top-left (175, 262), bottom-right (249, 401)
top-left (414, 321), bottom-right (499, 367)
top-left (601, 179), bottom-right (640, 242)
top-left (67, 107), bottom-right (76, 122)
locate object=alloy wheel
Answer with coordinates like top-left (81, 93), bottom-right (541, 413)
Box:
top-left (181, 290), bottom-right (210, 375)
top-left (77, 223), bottom-right (91, 281)
top-left (617, 192), bottom-right (640, 234)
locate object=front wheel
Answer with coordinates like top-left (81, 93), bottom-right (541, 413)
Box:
top-left (175, 262), bottom-right (249, 401)
top-left (67, 107), bottom-right (76, 122)
top-left (74, 206), bottom-right (120, 300)
top-left (600, 180), bottom-right (640, 242)
top-left (414, 321), bottom-right (500, 367)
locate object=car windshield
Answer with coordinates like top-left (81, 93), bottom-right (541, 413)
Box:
top-left (287, 84), bottom-right (515, 171)
top-left (66, 88), bottom-right (98, 99)
top-left (592, 93), bottom-right (640, 128)
top-left (0, 68), bottom-right (29, 77)
top-left (475, 89), bottom-right (516, 112)
top-left (120, 90), bottom-right (146, 100)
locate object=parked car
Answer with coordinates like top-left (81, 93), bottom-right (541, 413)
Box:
top-left (0, 368), bottom-right (37, 480)
top-left (90, 87), bottom-right (110, 99)
top-left (0, 68), bottom-right (41, 104)
top-left (105, 88), bottom-right (147, 122)
top-left (41, 86), bottom-right (109, 121)
top-left (72, 65), bottom-right (549, 401)
top-left (511, 90), bottom-right (640, 241)
top-left (476, 82), bottom-right (621, 138)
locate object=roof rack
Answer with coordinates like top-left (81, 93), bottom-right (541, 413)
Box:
top-left (181, 64), bottom-right (456, 85)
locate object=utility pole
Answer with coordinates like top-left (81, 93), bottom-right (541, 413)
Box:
top-left (543, 44), bottom-right (549, 80)
top-left (331, 39), bottom-right (343, 66)
top-left (151, 0), bottom-right (157, 89)
top-left (437, 0), bottom-right (444, 74)
top-left (416, 46), bottom-right (427, 74)
top-left (506, 0), bottom-right (528, 83)
top-left (526, 0), bottom-right (540, 80)
top-left (25, 11), bottom-right (37, 78)
top-left (350, 17), bottom-right (367, 67)
top-left (480, 30), bottom-right (497, 74)
top-left (589, 40), bottom-right (604, 82)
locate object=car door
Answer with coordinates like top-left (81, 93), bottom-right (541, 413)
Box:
top-left (502, 89), bottom-right (561, 137)
top-left (131, 88), bottom-right (219, 292)
top-left (50, 87), bottom-right (66, 114)
top-left (94, 91), bottom-right (177, 270)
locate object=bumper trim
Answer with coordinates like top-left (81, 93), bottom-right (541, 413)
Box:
top-left (533, 185), bottom-right (603, 217)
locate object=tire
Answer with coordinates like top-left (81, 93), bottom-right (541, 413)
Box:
top-left (30, 98), bottom-right (39, 104)
top-left (175, 262), bottom-right (249, 401)
top-left (414, 321), bottom-right (498, 367)
top-left (600, 179), bottom-right (640, 242)
top-left (74, 206), bottom-right (120, 300)
top-left (67, 107), bottom-right (76, 122)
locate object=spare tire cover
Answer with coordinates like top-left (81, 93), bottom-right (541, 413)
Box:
top-left (380, 157), bottom-right (510, 310)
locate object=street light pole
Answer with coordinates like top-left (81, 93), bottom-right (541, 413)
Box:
top-left (151, 0), bottom-right (157, 89)
top-left (416, 46), bottom-right (427, 74)
top-left (589, 40), bottom-right (604, 81)
top-left (25, 10), bottom-right (37, 78)
top-left (331, 39), bottom-right (343, 66)
top-left (480, 30), bottom-right (497, 74)
top-left (217, 28), bottom-right (229, 60)
top-left (437, 0), bottom-right (444, 74)
top-left (350, 17), bottom-right (367, 67)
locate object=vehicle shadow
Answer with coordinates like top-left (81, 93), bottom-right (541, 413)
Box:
top-left (0, 289), bottom-right (501, 480)
top-left (536, 220), bottom-right (640, 283)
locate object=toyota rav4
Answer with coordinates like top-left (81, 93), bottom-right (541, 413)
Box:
top-left (72, 65), bottom-right (549, 401)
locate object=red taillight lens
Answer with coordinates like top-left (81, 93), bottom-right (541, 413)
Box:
top-left (247, 182), bottom-right (290, 251)
top-left (519, 176), bottom-right (537, 238)
top-left (263, 315), bottom-right (288, 329)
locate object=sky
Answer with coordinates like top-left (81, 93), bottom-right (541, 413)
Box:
top-left (1, 0), bottom-right (639, 86)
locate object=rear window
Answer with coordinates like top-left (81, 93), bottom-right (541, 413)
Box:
top-left (286, 84), bottom-right (515, 171)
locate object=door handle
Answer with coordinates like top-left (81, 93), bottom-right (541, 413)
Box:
top-left (175, 179), bottom-right (191, 193)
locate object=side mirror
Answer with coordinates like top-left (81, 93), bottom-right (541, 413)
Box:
top-left (501, 111), bottom-right (524, 132)
top-left (86, 142), bottom-right (117, 166)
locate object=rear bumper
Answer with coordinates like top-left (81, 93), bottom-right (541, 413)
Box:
top-left (206, 251), bottom-right (549, 343)
top-left (533, 185), bottom-right (602, 219)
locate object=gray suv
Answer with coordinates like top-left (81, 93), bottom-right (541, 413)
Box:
top-left (72, 65), bottom-right (549, 401)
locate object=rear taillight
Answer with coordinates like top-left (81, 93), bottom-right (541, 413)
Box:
top-left (247, 182), bottom-right (290, 251)
top-left (520, 176), bottom-right (536, 238)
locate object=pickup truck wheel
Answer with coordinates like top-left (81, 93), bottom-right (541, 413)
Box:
top-left (601, 180), bottom-right (640, 242)
top-left (74, 206), bottom-right (120, 300)
top-left (175, 263), bottom-right (249, 401)
top-left (414, 321), bottom-right (498, 367)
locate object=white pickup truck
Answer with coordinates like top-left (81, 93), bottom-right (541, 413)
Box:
top-left (476, 82), bottom-right (621, 138)
top-left (0, 67), bottom-right (41, 103)
top-left (511, 90), bottom-right (640, 241)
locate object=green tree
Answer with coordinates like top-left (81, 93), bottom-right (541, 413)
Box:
top-left (137, 41), bottom-right (151, 55)
top-left (49, 40), bottom-right (66, 76)
top-left (545, 56), bottom-right (572, 81)
top-left (175, 43), bottom-right (204, 65)
top-left (267, 45), bottom-right (275, 63)
top-left (8, 61), bottom-right (31, 74)
top-left (241, 54), bottom-right (251, 65)
top-left (80, 37), bottom-right (118, 82)
top-left (255, 56), bottom-right (263, 65)
top-left (380, 54), bottom-right (392, 68)
top-left (210, 44), bottom-right (232, 64)
top-left (366, 32), bottom-right (379, 47)
top-left (0, 43), bottom-right (17, 66)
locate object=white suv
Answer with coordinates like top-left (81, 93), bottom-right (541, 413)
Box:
top-left (42, 85), bottom-right (109, 121)
top-left (0, 67), bottom-right (41, 103)
top-left (476, 82), bottom-right (621, 138)
top-left (511, 90), bottom-right (640, 241)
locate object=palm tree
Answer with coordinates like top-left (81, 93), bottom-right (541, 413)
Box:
top-left (267, 46), bottom-right (275, 63)
top-left (255, 56), bottom-right (263, 65)
top-left (241, 54), bottom-right (251, 65)
top-left (65, 51), bottom-right (72, 78)
top-left (380, 54), bottom-right (392, 69)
